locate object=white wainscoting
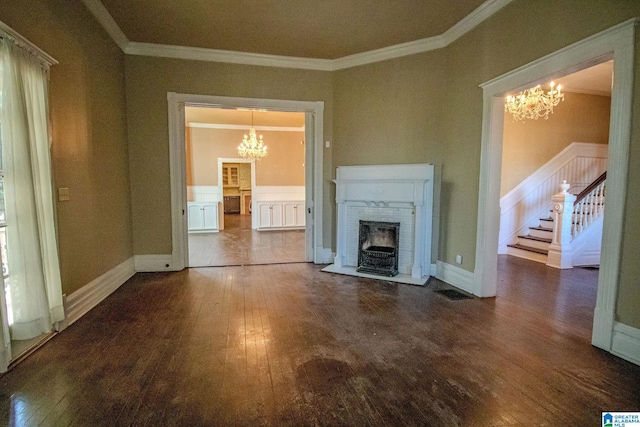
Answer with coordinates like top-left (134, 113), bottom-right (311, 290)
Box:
top-left (188, 185), bottom-right (222, 203)
top-left (499, 142), bottom-right (607, 253)
top-left (64, 257), bottom-right (136, 326)
top-left (252, 186), bottom-right (305, 201)
top-left (612, 322), bottom-right (640, 366)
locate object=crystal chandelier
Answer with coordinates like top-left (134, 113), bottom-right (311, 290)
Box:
top-left (505, 81), bottom-right (564, 121)
top-left (237, 111), bottom-right (267, 160)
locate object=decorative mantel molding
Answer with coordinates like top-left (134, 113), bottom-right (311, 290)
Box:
top-left (326, 164), bottom-right (435, 284)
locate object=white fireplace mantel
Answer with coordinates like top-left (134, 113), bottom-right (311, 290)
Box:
top-left (324, 164), bottom-right (435, 285)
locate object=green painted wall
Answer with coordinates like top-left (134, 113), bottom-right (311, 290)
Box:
top-left (0, 0), bottom-right (133, 295)
top-left (124, 56), bottom-right (333, 255)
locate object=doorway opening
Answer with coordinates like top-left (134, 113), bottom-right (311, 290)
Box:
top-left (475, 20), bottom-right (634, 354)
top-left (497, 61), bottom-right (613, 335)
top-left (167, 93), bottom-right (325, 270)
top-left (185, 107), bottom-right (307, 267)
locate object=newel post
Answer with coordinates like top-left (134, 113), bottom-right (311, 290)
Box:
top-left (547, 180), bottom-right (576, 269)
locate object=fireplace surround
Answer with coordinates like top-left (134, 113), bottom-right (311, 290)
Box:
top-left (323, 164), bottom-right (435, 285)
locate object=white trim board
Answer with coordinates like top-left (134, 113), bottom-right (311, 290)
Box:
top-left (64, 257), bottom-right (135, 326)
top-left (83, 0), bottom-right (512, 71)
top-left (188, 123), bottom-right (305, 132)
top-left (475, 19), bottom-right (637, 355)
top-left (134, 254), bottom-right (176, 272)
top-left (168, 93), bottom-right (325, 267)
top-left (435, 261), bottom-right (475, 294)
top-left (612, 323), bottom-right (640, 366)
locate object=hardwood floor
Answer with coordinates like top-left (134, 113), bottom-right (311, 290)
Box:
top-left (188, 214), bottom-right (305, 267)
top-left (1, 256), bottom-right (639, 426)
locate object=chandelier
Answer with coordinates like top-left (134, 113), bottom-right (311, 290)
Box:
top-left (505, 81), bottom-right (564, 121)
top-left (237, 111), bottom-right (267, 160)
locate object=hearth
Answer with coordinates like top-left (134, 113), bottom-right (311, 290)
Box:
top-left (357, 220), bottom-right (400, 277)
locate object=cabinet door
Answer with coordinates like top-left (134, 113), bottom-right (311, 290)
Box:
top-left (202, 203), bottom-right (218, 230)
top-left (295, 202), bottom-right (306, 226)
top-left (257, 203), bottom-right (271, 228)
top-left (188, 204), bottom-right (204, 230)
top-left (282, 203), bottom-right (297, 227)
top-left (270, 203), bottom-right (283, 228)
top-left (223, 165), bottom-right (239, 186)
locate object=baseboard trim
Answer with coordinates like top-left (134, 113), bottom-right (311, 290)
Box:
top-left (65, 257), bottom-right (135, 326)
top-left (134, 254), bottom-right (175, 272)
top-left (611, 322), bottom-right (640, 366)
top-left (435, 261), bottom-right (475, 294)
top-left (315, 247), bottom-right (333, 264)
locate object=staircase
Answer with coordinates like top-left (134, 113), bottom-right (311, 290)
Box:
top-left (507, 217), bottom-right (554, 263)
top-left (507, 172), bottom-right (606, 266)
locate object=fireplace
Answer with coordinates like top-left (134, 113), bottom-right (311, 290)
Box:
top-left (357, 221), bottom-right (400, 276)
top-left (323, 163), bottom-right (435, 285)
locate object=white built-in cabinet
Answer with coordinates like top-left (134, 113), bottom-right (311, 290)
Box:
top-left (222, 165), bottom-right (239, 187)
top-left (257, 201), bottom-right (305, 230)
top-left (188, 202), bottom-right (219, 232)
top-left (283, 202), bottom-right (305, 227)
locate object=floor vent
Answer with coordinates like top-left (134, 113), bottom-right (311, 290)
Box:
top-left (435, 289), bottom-right (472, 300)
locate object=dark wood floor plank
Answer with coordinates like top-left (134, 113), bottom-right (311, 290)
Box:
top-left (2, 257), bottom-right (640, 425)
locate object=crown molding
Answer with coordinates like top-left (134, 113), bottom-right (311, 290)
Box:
top-left (86, 0), bottom-right (512, 71)
top-left (81, 0), bottom-right (129, 50)
top-left (187, 123), bottom-right (305, 132)
top-left (331, 35), bottom-right (447, 70)
top-left (125, 42), bottom-right (334, 71)
top-left (441, 0), bottom-right (513, 46)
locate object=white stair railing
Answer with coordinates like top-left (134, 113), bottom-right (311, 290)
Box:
top-left (547, 173), bottom-right (606, 269)
top-left (572, 177), bottom-right (606, 238)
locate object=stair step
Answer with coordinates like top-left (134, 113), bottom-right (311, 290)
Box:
top-left (516, 235), bottom-right (551, 251)
top-left (508, 243), bottom-right (549, 255)
top-left (529, 226), bottom-right (553, 239)
top-left (507, 244), bottom-right (548, 264)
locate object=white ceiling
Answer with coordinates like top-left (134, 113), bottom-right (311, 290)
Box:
top-left (555, 61), bottom-right (613, 96)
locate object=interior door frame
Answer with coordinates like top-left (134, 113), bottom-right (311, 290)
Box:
top-left (168, 93), bottom-right (324, 266)
top-left (217, 157), bottom-right (256, 231)
top-left (474, 19), bottom-right (636, 352)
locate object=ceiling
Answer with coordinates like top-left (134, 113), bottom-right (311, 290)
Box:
top-left (555, 61), bottom-right (613, 96)
top-left (97, 0), bottom-right (487, 59)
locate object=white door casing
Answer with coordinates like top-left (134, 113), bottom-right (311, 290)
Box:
top-left (168, 93), bottom-right (324, 267)
top-left (475, 19), bottom-right (637, 351)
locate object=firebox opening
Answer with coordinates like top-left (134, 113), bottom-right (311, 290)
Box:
top-left (357, 221), bottom-right (400, 277)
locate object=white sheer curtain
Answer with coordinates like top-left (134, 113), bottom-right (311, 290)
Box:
top-left (0, 33), bottom-right (64, 371)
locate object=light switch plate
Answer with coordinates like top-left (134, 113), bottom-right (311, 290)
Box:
top-left (58, 187), bottom-right (70, 201)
